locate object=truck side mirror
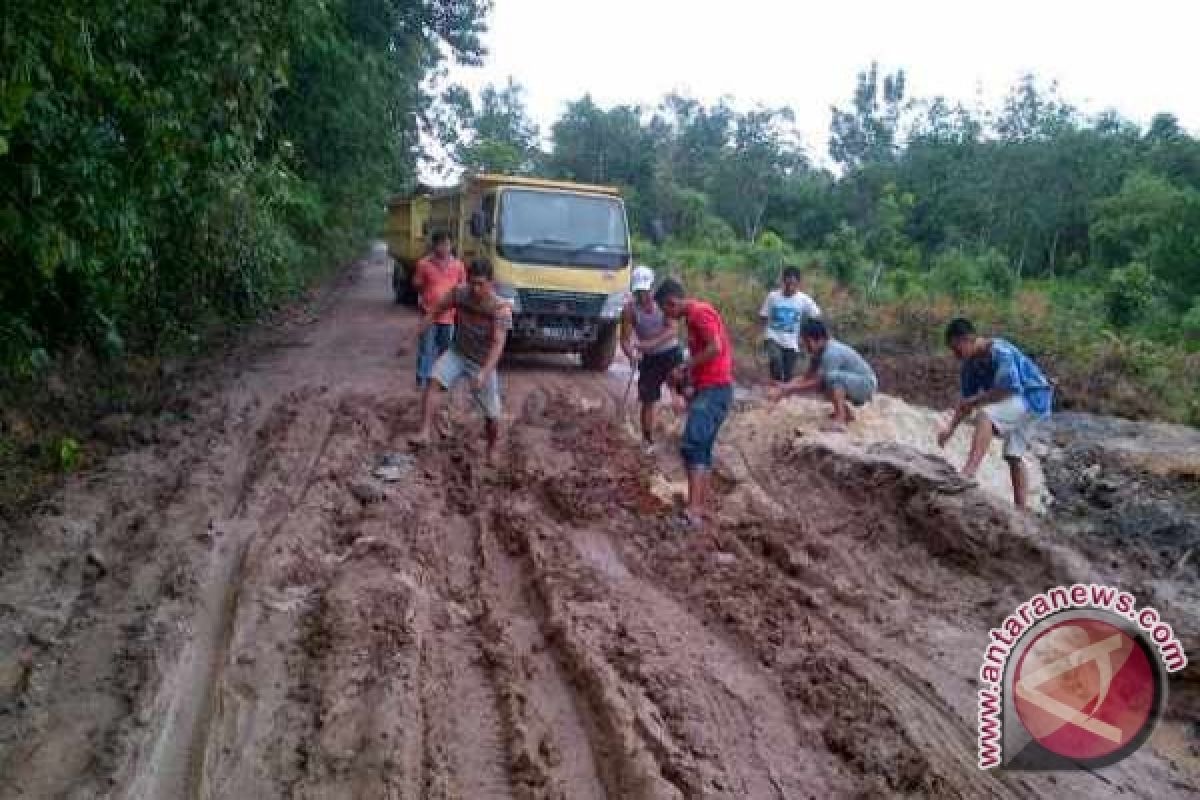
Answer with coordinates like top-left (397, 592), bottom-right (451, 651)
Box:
top-left (469, 210), bottom-right (487, 238)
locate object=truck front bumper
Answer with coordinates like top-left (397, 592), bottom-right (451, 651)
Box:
top-left (498, 287), bottom-right (626, 352)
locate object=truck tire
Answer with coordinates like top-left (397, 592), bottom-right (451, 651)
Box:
top-left (582, 321), bottom-right (618, 371)
top-left (393, 259), bottom-right (417, 306)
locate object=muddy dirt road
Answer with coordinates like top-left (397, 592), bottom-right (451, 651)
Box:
top-left (1, 259), bottom-right (1196, 799)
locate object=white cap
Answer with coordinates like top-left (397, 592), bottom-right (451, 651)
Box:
top-left (631, 265), bottom-right (655, 292)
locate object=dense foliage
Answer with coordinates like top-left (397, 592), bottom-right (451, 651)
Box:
top-left (445, 66), bottom-right (1200, 340)
top-left (0, 0), bottom-right (488, 380)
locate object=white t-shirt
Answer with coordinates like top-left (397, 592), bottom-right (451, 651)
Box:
top-left (759, 290), bottom-right (820, 351)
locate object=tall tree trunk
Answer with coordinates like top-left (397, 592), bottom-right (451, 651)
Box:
top-left (1047, 229), bottom-right (1060, 277)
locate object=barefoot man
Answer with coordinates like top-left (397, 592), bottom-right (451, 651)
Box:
top-left (411, 259), bottom-right (511, 464)
top-left (620, 266), bottom-right (682, 453)
top-left (758, 264), bottom-right (820, 384)
top-left (937, 317), bottom-right (1053, 509)
top-left (769, 318), bottom-right (877, 427)
top-left (412, 231), bottom-right (465, 389)
top-left (655, 278), bottom-right (734, 529)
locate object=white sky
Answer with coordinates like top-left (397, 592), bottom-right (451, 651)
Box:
top-left (448, 0), bottom-right (1200, 166)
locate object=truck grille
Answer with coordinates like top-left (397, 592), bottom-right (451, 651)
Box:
top-left (517, 289), bottom-right (606, 317)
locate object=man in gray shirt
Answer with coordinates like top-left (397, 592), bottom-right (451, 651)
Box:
top-left (769, 318), bottom-right (877, 426)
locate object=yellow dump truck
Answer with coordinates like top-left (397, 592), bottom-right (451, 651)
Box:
top-left (384, 174), bottom-right (633, 370)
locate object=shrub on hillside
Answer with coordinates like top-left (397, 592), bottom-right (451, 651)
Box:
top-left (1181, 298), bottom-right (1200, 347)
top-left (1103, 263), bottom-right (1159, 328)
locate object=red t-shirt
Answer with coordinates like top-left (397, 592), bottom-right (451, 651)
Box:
top-left (684, 300), bottom-right (734, 389)
top-left (414, 256), bottom-right (466, 324)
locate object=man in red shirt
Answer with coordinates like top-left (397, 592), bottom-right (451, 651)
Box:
top-left (412, 231), bottom-right (466, 390)
top-left (655, 278), bottom-right (735, 530)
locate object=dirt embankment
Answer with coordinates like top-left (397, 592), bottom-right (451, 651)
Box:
top-left (0, 259), bottom-right (1196, 799)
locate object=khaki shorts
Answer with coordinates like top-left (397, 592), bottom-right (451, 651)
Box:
top-left (432, 348), bottom-right (502, 420)
top-left (978, 394), bottom-right (1039, 459)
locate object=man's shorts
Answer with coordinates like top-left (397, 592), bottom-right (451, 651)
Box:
top-left (978, 394), bottom-right (1040, 459)
top-left (823, 369), bottom-right (876, 406)
top-left (765, 340), bottom-right (801, 383)
top-left (638, 347), bottom-right (683, 404)
top-left (431, 348), bottom-right (502, 420)
top-left (681, 384), bottom-right (734, 470)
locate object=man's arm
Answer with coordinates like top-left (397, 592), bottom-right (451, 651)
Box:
top-left (412, 260), bottom-right (427, 291)
top-left (770, 358), bottom-right (822, 402)
top-left (938, 387), bottom-right (1014, 444)
top-left (619, 304), bottom-right (637, 363)
top-left (688, 338), bottom-right (721, 370)
top-left (417, 291), bottom-right (456, 335)
top-left (638, 319), bottom-right (679, 352)
top-left (474, 312), bottom-right (510, 386)
top-left (758, 294), bottom-right (772, 341)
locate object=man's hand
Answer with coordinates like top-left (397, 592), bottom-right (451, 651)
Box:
top-left (937, 427), bottom-right (953, 448)
top-left (767, 385), bottom-right (784, 405)
top-left (470, 372), bottom-right (487, 393)
top-left (417, 314), bottom-right (434, 337)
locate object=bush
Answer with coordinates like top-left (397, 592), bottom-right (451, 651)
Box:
top-left (927, 248), bottom-right (1018, 302)
top-left (824, 223), bottom-right (867, 287)
top-left (1181, 298), bottom-right (1200, 347)
top-left (1103, 263), bottom-right (1159, 328)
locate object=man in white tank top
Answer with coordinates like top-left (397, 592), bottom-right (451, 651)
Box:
top-left (620, 266), bottom-right (682, 453)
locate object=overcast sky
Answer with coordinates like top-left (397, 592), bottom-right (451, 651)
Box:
top-left (448, 0), bottom-right (1199, 165)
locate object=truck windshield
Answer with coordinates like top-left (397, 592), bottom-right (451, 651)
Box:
top-left (498, 189), bottom-right (630, 269)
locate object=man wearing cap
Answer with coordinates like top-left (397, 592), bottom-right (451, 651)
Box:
top-left (620, 266), bottom-right (682, 453)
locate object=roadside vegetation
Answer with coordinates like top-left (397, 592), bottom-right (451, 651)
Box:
top-left (0, 0), bottom-right (488, 508)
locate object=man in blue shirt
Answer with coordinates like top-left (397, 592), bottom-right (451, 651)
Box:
top-left (937, 317), bottom-right (1053, 509)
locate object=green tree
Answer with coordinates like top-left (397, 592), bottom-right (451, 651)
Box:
top-left (441, 78), bottom-right (541, 175)
top-left (711, 107), bottom-right (803, 241)
top-left (0, 0), bottom-right (488, 379)
top-left (1092, 171), bottom-right (1200, 304)
top-left (829, 62), bottom-right (908, 169)
top-left (1103, 262), bottom-right (1159, 328)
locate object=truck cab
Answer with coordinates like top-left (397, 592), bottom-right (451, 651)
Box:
top-left (386, 175), bottom-right (632, 370)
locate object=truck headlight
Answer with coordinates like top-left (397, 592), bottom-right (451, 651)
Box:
top-left (494, 282), bottom-right (521, 313)
top-left (599, 291), bottom-right (629, 320)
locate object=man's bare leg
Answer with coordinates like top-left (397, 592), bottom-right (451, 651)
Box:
top-left (485, 418), bottom-right (500, 466)
top-left (828, 386), bottom-right (856, 424)
top-left (963, 413), bottom-right (994, 477)
top-left (412, 383), bottom-right (441, 445)
top-left (641, 402), bottom-right (655, 444)
top-left (1008, 456), bottom-right (1027, 509)
top-left (685, 467), bottom-right (708, 525)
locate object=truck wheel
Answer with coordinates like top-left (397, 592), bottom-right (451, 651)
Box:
top-left (393, 259), bottom-right (417, 306)
top-left (582, 322), bottom-right (618, 371)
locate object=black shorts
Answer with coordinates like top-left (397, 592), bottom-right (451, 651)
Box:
top-left (765, 340), bottom-right (801, 382)
top-left (638, 347), bottom-right (683, 404)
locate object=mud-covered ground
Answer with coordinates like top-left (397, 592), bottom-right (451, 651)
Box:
top-left (0, 259), bottom-right (1196, 799)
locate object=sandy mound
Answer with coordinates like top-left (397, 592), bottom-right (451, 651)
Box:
top-left (639, 392), bottom-right (1048, 513)
top-left (733, 393), bottom-right (1049, 511)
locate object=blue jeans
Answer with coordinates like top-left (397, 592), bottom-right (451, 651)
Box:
top-left (417, 323), bottom-right (455, 387)
top-left (681, 385), bottom-right (733, 470)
